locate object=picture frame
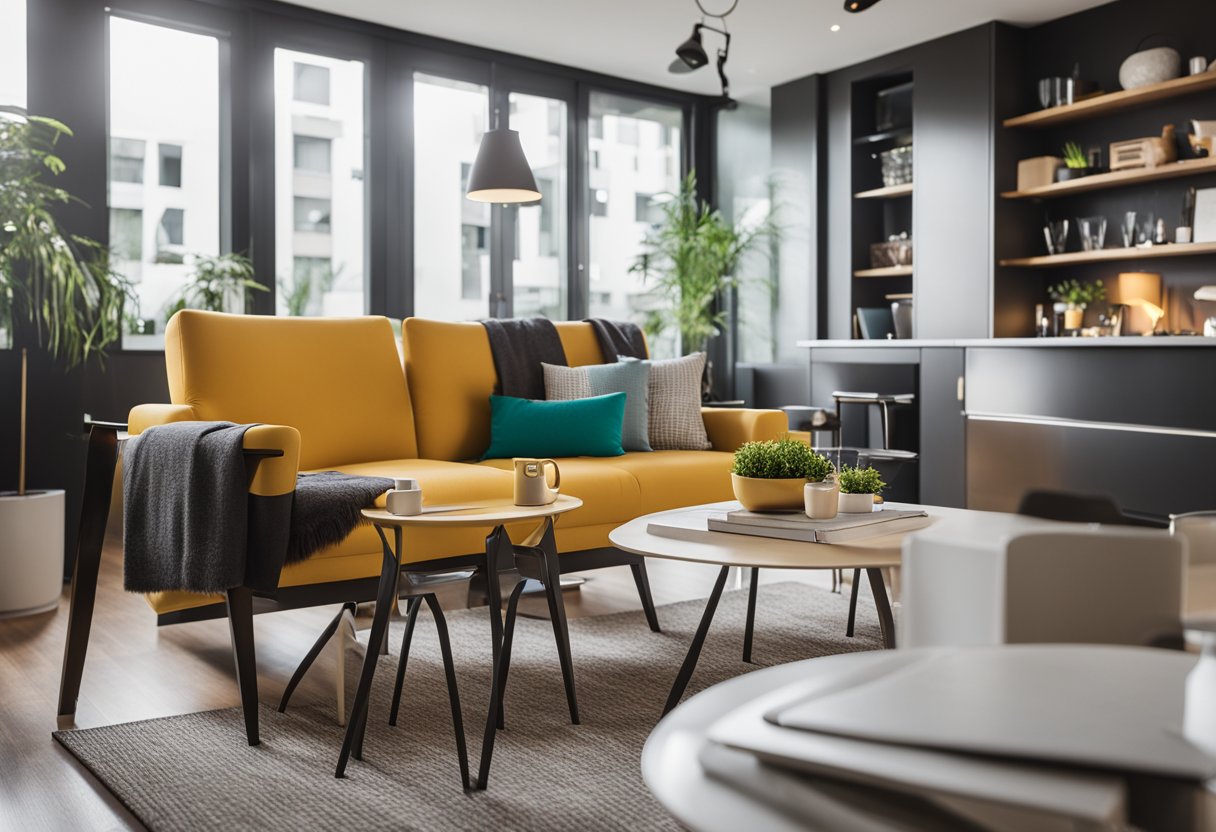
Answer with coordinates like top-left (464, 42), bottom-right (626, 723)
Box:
top-left (1194, 187), bottom-right (1216, 243)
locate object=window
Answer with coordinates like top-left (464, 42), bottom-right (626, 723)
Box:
top-left (587, 92), bottom-right (683, 358)
top-left (274, 49), bottom-right (365, 316)
top-left (110, 138), bottom-right (146, 184)
top-left (110, 208), bottom-right (143, 261)
top-left (412, 73), bottom-right (489, 320)
top-left (635, 192), bottom-right (664, 225)
top-left (293, 134), bottom-right (331, 173)
top-left (0, 0), bottom-right (26, 110)
top-left (108, 16), bottom-right (221, 346)
top-left (158, 143), bottom-right (182, 187)
top-left (293, 62), bottom-right (329, 104)
top-left (509, 91), bottom-right (568, 320)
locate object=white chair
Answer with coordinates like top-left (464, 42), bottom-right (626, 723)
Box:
top-left (901, 524), bottom-right (1184, 649)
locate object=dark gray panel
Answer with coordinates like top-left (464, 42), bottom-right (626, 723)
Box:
top-left (809, 347), bottom-right (920, 365)
top-left (919, 348), bottom-right (966, 507)
top-left (771, 75), bottom-right (825, 360)
top-left (913, 26), bottom-right (992, 339)
top-left (966, 347), bottom-right (1216, 432)
top-left (967, 417), bottom-right (1216, 517)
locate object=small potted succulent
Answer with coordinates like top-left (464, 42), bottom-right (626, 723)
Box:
top-left (1055, 141), bottom-right (1090, 181)
top-left (1048, 278), bottom-right (1105, 331)
top-left (731, 438), bottom-right (833, 512)
top-left (837, 464), bottom-right (886, 514)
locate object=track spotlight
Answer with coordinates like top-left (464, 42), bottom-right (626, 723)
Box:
top-left (675, 26), bottom-right (709, 70)
top-left (844, 0), bottom-right (883, 11)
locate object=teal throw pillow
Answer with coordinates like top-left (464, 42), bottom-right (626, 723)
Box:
top-left (542, 360), bottom-right (652, 452)
top-left (482, 392), bottom-right (626, 459)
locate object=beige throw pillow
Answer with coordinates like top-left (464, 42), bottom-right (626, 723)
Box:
top-left (630, 352), bottom-right (711, 451)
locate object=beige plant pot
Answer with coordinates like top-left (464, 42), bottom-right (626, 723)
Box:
top-left (1064, 307), bottom-right (1084, 330)
top-left (730, 474), bottom-right (807, 512)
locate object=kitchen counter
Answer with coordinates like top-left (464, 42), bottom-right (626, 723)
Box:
top-left (796, 335), bottom-right (1216, 348)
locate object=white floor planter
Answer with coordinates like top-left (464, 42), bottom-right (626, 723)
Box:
top-left (0, 489), bottom-right (64, 617)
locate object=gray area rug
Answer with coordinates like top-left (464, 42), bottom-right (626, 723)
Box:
top-left (56, 582), bottom-right (882, 831)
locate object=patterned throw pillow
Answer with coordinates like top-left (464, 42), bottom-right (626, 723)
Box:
top-left (543, 360), bottom-right (652, 452)
top-left (624, 353), bottom-right (711, 451)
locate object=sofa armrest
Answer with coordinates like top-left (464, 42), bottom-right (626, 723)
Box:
top-left (128, 403), bottom-right (198, 435)
top-left (701, 408), bottom-right (787, 452)
top-left (127, 406), bottom-right (301, 497)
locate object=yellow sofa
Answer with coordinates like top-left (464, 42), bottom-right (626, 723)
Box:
top-left (129, 310), bottom-right (787, 622)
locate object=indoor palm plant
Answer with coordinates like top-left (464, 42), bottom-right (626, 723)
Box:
top-left (837, 464), bottom-right (885, 514)
top-left (0, 107), bottom-right (132, 616)
top-left (631, 170), bottom-right (778, 356)
top-left (731, 438), bottom-right (832, 511)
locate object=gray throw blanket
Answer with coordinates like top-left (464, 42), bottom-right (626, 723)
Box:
top-left (123, 422), bottom-right (391, 595)
top-left (585, 318), bottom-right (647, 361)
top-left (481, 317), bottom-right (568, 399)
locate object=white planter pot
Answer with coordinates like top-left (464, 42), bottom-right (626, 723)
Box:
top-left (0, 489), bottom-right (64, 617)
top-left (838, 492), bottom-right (875, 514)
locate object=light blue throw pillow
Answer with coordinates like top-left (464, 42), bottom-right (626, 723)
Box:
top-left (543, 360), bottom-right (652, 452)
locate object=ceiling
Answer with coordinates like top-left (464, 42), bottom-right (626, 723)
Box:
top-left (280, 0), bottom-right (1115, 104)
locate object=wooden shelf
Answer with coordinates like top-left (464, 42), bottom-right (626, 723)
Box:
top-left (999, 242), bottom-right (1216, 268)
top-left (1001, 157), bottom-right (1216, 200)
top-left (1003, 70), bottom-right (1216, 129)
top-left (854, 265), bottom-right (913, 277)
top-left (855, 183), bottom-right (914, 200)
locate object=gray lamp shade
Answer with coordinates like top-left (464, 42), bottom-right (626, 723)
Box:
top-left (465, 128), bottom-right (541, 203)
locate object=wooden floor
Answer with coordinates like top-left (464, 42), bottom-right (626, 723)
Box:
top-left (0, 526), bottom-right (833, 832)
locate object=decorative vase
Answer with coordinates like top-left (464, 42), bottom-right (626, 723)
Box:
top-left (838, 492), bottom-right (875, 514)
top-left (731, 474), bottom-right (806, 512)
top-left (1055, 167), bottom-right (1088, 182)
top-left (804, 479), bottom-right (839, 520)
top-left (1119, 47), bottom-right (1182, 90)
top-left (0, 489), bottom-right (65, 617)
top-left (1064, 306), bottom-right (1084, 330)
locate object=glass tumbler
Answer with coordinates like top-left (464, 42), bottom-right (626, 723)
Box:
top-left (1077, 216), bottom-right (1107, 252)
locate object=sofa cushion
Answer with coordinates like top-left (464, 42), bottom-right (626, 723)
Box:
top-left (624, 353), bottom-right (712, 451)
top-left (543, 360), bottom-right (652, 452)
top-left (484, 393), bottom-right (626, 459)
top-left (404, 318), bottom-right (644, 462)
top-left (165, 311), bottom-right (417, 470)
top-left (477, 457), bottom-right (642, 527)
top-left (608, 450), bottom-right (737, 512)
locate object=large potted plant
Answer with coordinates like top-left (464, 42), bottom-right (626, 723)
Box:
top-left (731, 438), bottom-right (833, 512)
top-left (0, 108), bottom-right (132, 617)
top-left (630, 170), bottom-right (778, 357)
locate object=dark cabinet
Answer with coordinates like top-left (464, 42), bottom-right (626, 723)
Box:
top-left (918, 348), bottom-right (966, 507)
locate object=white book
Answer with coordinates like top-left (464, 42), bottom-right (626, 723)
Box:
top-left (708, 508), bottom-right (928, 544)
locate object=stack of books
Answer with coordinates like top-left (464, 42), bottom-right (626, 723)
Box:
top-left (647, 506), bottom-right (928, 545)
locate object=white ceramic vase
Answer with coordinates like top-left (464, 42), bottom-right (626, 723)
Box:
top-left (0, 489), bottom-right (64, 617)
top-left (1119, 47), bottom-right (1182, 89)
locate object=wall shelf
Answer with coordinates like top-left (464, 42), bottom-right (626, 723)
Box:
top-left (1001, 157), bottom-right (1216, 200)
top-left (854, 265), bottom-right (914, 277)
top-left (855, 182), bottom-right (914, 199)
top-left (999, 241), bottom-right (1216, 268)
top-left (1003, 70), bottom-right (1216, 129)
top-left (852, 127), bottom-right (912, 146)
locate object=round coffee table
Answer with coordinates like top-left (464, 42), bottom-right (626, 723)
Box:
top-left (338, 495), bottom-right (582, 789)
top-left (609, 501), bottom-right (935, 715)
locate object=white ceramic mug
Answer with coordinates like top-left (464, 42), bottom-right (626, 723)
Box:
top-left (513, 458), bottom-right (561, 506)
top-left (386, 477), bottom-right (422, 516)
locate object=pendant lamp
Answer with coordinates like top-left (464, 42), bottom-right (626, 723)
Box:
top-left (465, 123), bottom-right (540, 204)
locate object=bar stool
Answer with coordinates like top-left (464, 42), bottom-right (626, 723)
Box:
top-left (831, 390), bottom-right (915, 639)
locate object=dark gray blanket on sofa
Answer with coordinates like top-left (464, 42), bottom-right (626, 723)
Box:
top-left (123, 422), bottom-right (390, 595)
top-left (481, 317), bottom-right (568, 400)
top-left (585, 318), bottom-right (647, 361)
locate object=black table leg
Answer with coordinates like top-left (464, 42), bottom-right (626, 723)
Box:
top-left (279, 601), bottom-right (357, 714)
top-left (388, 596), bottom-right (422, 727)
top-left (57, 424), bottom-right (119, 722)
top-left (476, 579), bottom-right (526, 790)
top-left (662, 565), bottom-right (730, 717)
top-left (538, 520), bottom-right (579, 725)
top-left (335, 525), bottom-right (399, 777)
top-left (743, 567), bottom-right (760, 664)
top-left (866, 567), bottom-right (896, 649)
top-left (846, 567), bottom-right (861, 637)
top-left (424, 594), bottom-right (470, 791)
top-left (484, 525), bottom-right (513, 729)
